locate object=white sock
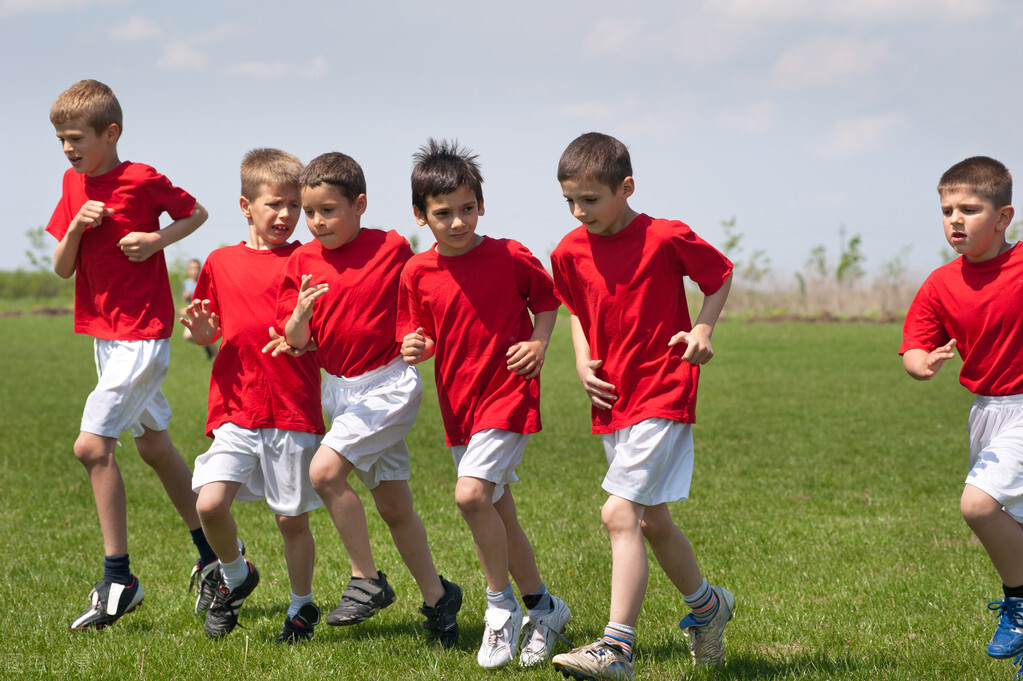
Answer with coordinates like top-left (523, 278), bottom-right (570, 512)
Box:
top-left (289, 591), bottom-right (313, 618)
top-left (221, 555), bottom-right (249, 592)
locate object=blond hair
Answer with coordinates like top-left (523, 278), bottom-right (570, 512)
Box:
top-left (50, 79), bottom-right (123, 135)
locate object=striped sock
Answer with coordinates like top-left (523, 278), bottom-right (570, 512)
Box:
top-left (602, 622), bottom-right (635, 660)
top-left (683, 579), bottom-right (719, 624)
top-left (486, 583), bottom-right (517, 612)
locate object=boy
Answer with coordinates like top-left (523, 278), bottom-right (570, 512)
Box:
top-left (900, 157), bottom-right (1023, 666)
top-left (46, 79), bottom-right (213, 630)
top-left (180, 149), bottom-right (324, 642)
top-left (276, 152), bottom-right (462, 647)
top-left (548, 132), bottom-right (735, 680)
top-left (398, 139), bottom-right (571, 669)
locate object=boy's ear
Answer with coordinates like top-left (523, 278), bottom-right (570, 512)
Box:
top-left (413, 206), bottom-right (428, 226)
top-left (996, 205), bottom-right (1015, 232)
top-left (104, 123), bottom-right (120, 144)
top-left (620, 176), bottom-right (635, 199)
top-left (353, 193), bottom-right (368, 216)
top-left (477, 198), bottom-right (485, 216)
top-left (239, 195), bottom-right (252, 218)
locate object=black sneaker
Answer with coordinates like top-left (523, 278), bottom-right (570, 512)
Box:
top-left (325, 571), bottom-right (396, 625)
top-left (204, 560), bottom-right (260, 638)
top-left (419, 576), bottom-right (462, 648)
top-left (70, 576), bottom-right (145, 630)
top-left (276, 602), bottom-right (321, 644)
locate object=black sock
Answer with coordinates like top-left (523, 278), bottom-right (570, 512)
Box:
top-left (1003, 583), bottom-right (1023, 599)
top-left (191, 527), bottom-right (217, 567)
top-left (103, 554), bottom-right (131, 585)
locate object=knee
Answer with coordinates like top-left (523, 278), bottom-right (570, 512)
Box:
top-left (455, 480), bottom-right (492, 518)
top-left (73, 434), bottom-right (111, 468)
top-left (308, 453), bottom-right (340, 496)
top-left (195, 489), bottom-right (231, 522)
top-left (375, 490), bottom-right (411, 526)
top-left (601, 499), bottom-right (639, 536)
top-left (276, 513), bottom-right (310, 540)
top-left (961, 488), bottom-right (1001, 527)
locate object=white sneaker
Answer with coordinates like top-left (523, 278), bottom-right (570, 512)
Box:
top-left (478, 603), bottom-right (523, 669)
top-left (678, 585), bottom-right (735, 667)
top-left (519, 595), bottom-right (571, 666)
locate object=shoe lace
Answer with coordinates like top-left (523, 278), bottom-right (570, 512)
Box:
top-left (990, 599), bottom-right (1023, 631)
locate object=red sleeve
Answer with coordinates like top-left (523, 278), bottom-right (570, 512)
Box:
top-left (396, 262), bottom-right (428, 341)
top-left (510, 241), bottom-right (560, 315)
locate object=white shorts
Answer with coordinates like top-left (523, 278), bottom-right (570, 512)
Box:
top-left (601, 418), bottom-right (694, 506)
top-left (450, 429), bottom-right (528, 503)
top-left (81, 338), bottom-right (172, 439)
top-left (967, 394), bottom-right (1023, 522)
top-left (320, 357), bottom-right (420, 490)
top-left (191, 423), bottom-right (323, 517)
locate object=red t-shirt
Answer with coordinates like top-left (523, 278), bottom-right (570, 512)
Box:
top-left (46, 162), bottom-right (197, 340)
top-left (397, 237), bottom-right (561, 446)
top-left (194, 242), bottom-right (324, 437)
top-left (551, 214), bottom-right (733, 433)
top-left (900, 242), bottom-right (1023, 396)
top-left (276, 229), bottom-right (411, 378)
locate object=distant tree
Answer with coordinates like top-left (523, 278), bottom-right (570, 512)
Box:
top-left (24, 226), bottom-right (52, 272)
top-left (836, 233), bottom-right (865, 289)
top-left (408, 233), bottom-right (421, 253)
top-left (720, 216), bottom-right (770, 285)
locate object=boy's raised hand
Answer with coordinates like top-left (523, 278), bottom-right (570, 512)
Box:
top-left (71, 200), bottom-right (113, 233)
top-left (669, 325), bottom-right (715, 365)
top-left (578, 358), bottom-right (617, 410)
top-left (401, 327), bottom-right (434, 365)
top-left (292, 274), bottom-right (329, 321)
top-left (180, 299), bottom-right (220, 344)
top-left (117, 231), bottom-right (162, 262)
top-left (506, 339), bottom-right (546, 379)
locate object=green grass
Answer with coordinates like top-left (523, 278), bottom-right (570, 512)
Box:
top-left (0, 315), bottom-right (1010, 680)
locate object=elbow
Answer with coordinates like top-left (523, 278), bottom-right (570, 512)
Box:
top-left (191, 202), bottom-right (209, 227)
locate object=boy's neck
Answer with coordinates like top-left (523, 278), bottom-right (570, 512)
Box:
top-left (87, 153), bottom-right (121, 178)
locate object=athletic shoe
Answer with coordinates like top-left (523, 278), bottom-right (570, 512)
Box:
top-left (419, 576), bottom-right (462, 648)
top-left (204, 560), bottom-right (260, 638)
top-left (988, 597), bottom-right (1023, 658)
top-left (325, 571), bottom-right (396, 626)
top-left (678, 585), bottom-right (735, 667)
top-left (276, 602), bottom-right (320, 644)
top-left (69, 576), bottom-right (145, 630)
top-left (520, 595), bottom-right (572, 666)
top-left (190, 539), bottom-right (245, 615)
top-left (477, 602), bottom-right (523, 669)
top-left (552, 639), bottom-right (635, 681)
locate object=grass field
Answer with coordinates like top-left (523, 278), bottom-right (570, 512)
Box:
top-left (0, 313), bottom-right (1012, 680)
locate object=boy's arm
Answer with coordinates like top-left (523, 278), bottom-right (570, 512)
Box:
top-left (668, 272), bottom-right (732, 365)
top-left (116, 201), bottom-right (209, 263)
top-left (53, 200), bottom-right (114, 278)
top-left (570, 314), bottom-right (617, 410)
top-left (401, 327), bottom-right (436, 365)
top-left (903, 339), bottom-right (957, 380)
top-left (284, 274), bottom-right (329, 349)
top-left (179, 299), bottom-right (221, 345)
top-left (506, 308), bottom-right (558, 379)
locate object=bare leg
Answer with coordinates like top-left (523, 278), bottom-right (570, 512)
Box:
top-left (372, 480), bottom-right (444, 606)
top-left (493, 486), bottom-right (542, 595)
top-left (456, 476), bottom-right (512, 593)
top-left (74, 431), bottom-right (128, 556)
top-left (642, 503), bottom-right (704, 595)
top-left (134, 427), bottom-right (202, 530)
top-left (962, 483), bottom-right (1023, 586)
top-left (309, 445), bottom-right (377, 578)
top-left (277, 513), bottom-right (315, 597)
top-left (602, 495), bottom-right (648, 627)
top-left (195, 481), bottom-right (242, 563)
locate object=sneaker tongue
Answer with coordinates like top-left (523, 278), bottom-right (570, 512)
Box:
top-left (485, 608), bottom-right (511, 629)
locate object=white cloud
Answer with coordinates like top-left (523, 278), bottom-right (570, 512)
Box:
top-left (815, 112), bottom-right (909, 158)
top-left (770, 34), bottom-right (889, 89)
top-left (581, 17), bottom-right (644, 58)
top-left (156, 41), bottom-right (207, 71)
top-left (110, 16), bottom-right (161, 41)
top-left (716, 100), bottom-right (777, 134)
top-left (226, 56), bottom-right (328, 79)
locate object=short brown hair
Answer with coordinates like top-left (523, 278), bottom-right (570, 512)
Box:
top-left (557, 132), bottom-right (632, 192)
top-left (938, 156), bottom-right (1012, 208)
top-left (300, 152), bottom-right (366, 202)
top-left (410, 138), bottom-right (484, 214)
top-left (240, 148), bottom-right (304, 200)
top-left (50, 79), bottom-right (123, 136)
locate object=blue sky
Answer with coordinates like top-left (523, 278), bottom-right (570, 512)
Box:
top-left (3, 0), bottom-right (1021, 284)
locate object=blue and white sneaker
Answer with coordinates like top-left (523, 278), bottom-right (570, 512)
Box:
top-left (988, 597), bottom-right (1023, 658)
top-left (70, 576), bottom-right (145, 630)
top-left (679, 585), bottom-right (735, 667)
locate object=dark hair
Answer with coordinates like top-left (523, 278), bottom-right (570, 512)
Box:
top-left (411, 138), bottom-right (484, 214)
top-left (557, 132), bottom-right (632, 191)
top-left (300, 152), bottom-right (366, 202)
top-left (938, 156), bottom-right (1012, 208)
top-left (240, 148), bottom-right (303, 200)
top-left (50, 79), bottom-right (123, 136)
